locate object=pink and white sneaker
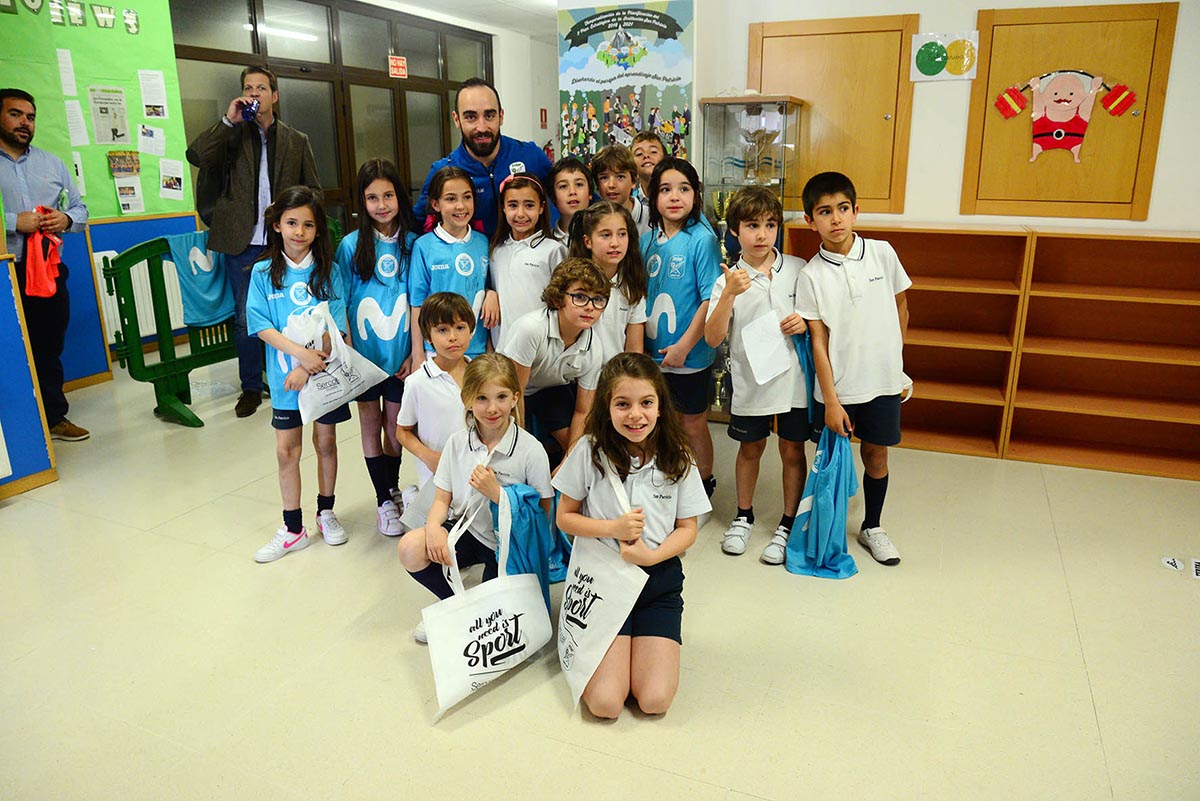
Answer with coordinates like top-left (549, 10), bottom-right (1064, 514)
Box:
top-left (255, 525), bottom-right (310, 563)
top-left (377, 499), bottom-right (403, 537)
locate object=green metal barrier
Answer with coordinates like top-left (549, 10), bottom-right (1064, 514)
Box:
top-left (102, 237), bottom-right (235, 428)
top-left (101, 221), bottom-right (343, 428)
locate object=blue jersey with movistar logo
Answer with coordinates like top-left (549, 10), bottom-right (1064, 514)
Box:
top-left (409, 229), bottom-right (490, 357)
top-left (334, 230), bottom-right (416, 376)
top-left (245, 258), bottom-right (347, 411)
top-left (640, 222), bottom-right (722, 371)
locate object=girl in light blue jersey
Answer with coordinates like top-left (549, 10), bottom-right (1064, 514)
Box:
top-left (409, 166), bottom-right (491, 369)
top-left (245, 186), bottom-right (350, 563)
top-left (640, 158), bottom-right (721, 498)
top-left (334, 159), bottom-right (417, 537)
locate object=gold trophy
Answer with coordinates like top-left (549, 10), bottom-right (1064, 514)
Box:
top-left (711, 189), bottom-right (730, 261)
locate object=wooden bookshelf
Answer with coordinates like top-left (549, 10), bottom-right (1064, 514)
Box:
top-left (786, 222), bottom-right (1029, 459)
top-left (783, 222), bottom-right (1200, 480)
top-left (1008, 230), bottom-right (1200, 479)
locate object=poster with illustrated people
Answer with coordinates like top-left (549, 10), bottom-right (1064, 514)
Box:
top-left (558, 1), bottom-right (694, 164)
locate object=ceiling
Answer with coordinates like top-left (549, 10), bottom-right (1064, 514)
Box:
top-left (384, 0), bottom-right (559, 43)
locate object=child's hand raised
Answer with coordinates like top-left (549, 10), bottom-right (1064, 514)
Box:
top-left (720, 263), bottom-right (752, 297)
top-left (610, 506), bottom-right (645, 540)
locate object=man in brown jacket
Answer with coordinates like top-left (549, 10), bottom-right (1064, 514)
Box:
top-left (186, 66), bottom-right (320, 417)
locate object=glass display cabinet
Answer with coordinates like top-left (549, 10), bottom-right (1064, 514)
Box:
top-left (700, 95), bottom-right (803, 422)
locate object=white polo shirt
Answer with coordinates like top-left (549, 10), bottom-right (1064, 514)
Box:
top-left (434, 421), bottom-right (553, 548)
top-left (552, 437), bottom-right (711, 550)
top-left (489, 232), bottom-right (567, 351)
top-left (795, 234), bottom-right (912, 405)
top-left (706, 249), bottom-right (808, 417)
top-left (397, 357), bottom-right (468, 486)
top-left (628, 198), bottom-right (652, 240)
top-left (592, 278), bottom-right (648, 362)
top-left (500, 308), bottom-right (603, 396)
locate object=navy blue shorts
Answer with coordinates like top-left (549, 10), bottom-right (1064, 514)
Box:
top-left (813, 394), bottom-right (902, 446)
top-left (357, 375), bottom-right (404, 404)
top-left (448, 524), bottom-right (499, 581)
top-left (271, 404), bottom-right (352, 430)
top-left (728, 406), bottom-right (812, 443)
top-left (618, 555), bottom-right (684, 643)
top-left (664, 368), bottom-right (712, 416)
top-left (526, 382), bottom-right (577, 435)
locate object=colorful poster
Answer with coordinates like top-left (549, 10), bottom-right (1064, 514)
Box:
top-left (558, 1), bottom-right (695, 162)
top-left (911, 32), bottom-right (979, 82)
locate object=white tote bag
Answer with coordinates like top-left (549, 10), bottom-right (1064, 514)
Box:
top-left (296, 302), bottom-right (389, 423)
top-left (557, 465), bottom-right (648, 709)
top-left (421, 497), bottom-right (553, 722)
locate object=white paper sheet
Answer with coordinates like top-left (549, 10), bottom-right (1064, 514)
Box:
top-left (740, 311), bottom-right (789, 385)
top-left (138, 124), bottom-right (166, 156)
top-left (159, 158), bottom-right (184, 200)
top-left (72, 152), bottom-right (86, 196)
top-left (138, 69), bottom-right (168, 119)
top-left (57, 49), bottom-right (77, 96)
top-left (0, 413), bottom-right (12, 481)
top-left (114, 176), bottom-right (144, 214)
top-left (88, 86), bottom-right (129, 145)
top-left (65, 100), bottom-right (89, 146)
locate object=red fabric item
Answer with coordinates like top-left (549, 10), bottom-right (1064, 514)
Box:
top-left (422, 213), bottom-right (485, 235)
top-left (25, 205), bottom-right (62, 298)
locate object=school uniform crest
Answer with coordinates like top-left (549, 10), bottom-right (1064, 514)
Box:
top-left (509, 161), bottom-right (526, 175)
top-left (646, 254), bottom-right (662, 278)
top-left (455, 253), bottom-right (475, 276)
top-left (376, 253), bottom-right (399, 278)
top-left (668, 255), bottom-right (685, 279)
top-left (289, 281), bottom-right (312, 306)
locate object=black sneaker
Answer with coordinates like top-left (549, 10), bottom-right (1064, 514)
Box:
top-left (235, 390), bottom-right (262, 418)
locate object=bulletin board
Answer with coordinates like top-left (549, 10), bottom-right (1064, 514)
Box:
top-left (961, 3), bottom-right (1178, 220)
top-left (0, 0), bottom-right (192, 219)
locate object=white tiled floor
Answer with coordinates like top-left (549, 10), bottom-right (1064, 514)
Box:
top-left (3, 362), bottom-right (1198, 800)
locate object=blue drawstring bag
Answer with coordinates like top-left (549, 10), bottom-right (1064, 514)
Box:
top-left (785, 426), bottom-right (859, 580)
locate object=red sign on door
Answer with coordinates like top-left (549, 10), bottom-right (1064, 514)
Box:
top-left (388, 56), bottom-right (408, 79)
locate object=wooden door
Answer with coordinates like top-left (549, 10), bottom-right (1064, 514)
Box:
top-left (978, 19), bottom-right (1156, 203)
top-left (749, 16), bottom-right (917, 213)
top-left (962, 3), bottom-right (1178, 220)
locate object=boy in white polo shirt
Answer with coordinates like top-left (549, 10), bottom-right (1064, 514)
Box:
top-left (396, 292), bottom-right (473, 490)
top-left (500, 258), bottom-right (608, 454)
top-left (704, 187), bottom-right (810, 564)
top-left (795, 172), bottom-right (911, 566)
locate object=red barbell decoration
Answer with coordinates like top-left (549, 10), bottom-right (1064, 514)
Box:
top-left (994, 86), bottom-right (1028, 119)
top-left (993, 71), bottom-right (1137, 118)
top-left (1100, 83), bottom-right (1136, 116)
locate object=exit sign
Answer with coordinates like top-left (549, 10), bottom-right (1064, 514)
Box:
top-left (388, 56), bottom-right (408, 79)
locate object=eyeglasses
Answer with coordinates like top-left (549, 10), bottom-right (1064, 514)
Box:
top-left (566, 292), bottom-right (608, 309)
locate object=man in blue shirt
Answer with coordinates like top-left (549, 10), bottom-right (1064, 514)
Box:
top-left (0, 88), bottom-right (90, 442)
top-left (414, 78), bottom-right (552, 239)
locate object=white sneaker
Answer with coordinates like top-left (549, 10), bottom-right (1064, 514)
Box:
top-left (721, 517), bottom-right (752, 555)
top-left (412, 620), bottom-right (428, 644)
top-left (760, 525), bottom-right (790, 565)
top-left (858, 526), bottom-right (901, 565)
top-left (377, 500), bottom-right (403, 537)
top-left (317, 510), bottom-right (347, 546)
top-left (400, 485), bottom-right (418, 510)
top-left (255, 525), bottom-right (309, 563)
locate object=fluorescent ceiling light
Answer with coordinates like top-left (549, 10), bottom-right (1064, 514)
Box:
top-left (242, 23), bottom-right (320, 42)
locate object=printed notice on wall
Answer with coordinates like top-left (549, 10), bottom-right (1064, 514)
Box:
top-left (138, 124), bottom-right (166, 156)
top-left (65, 100), bottom-right (89, 147)
top-left (138, 70), bottom-right (168, 119)
top-left (88, 86), bottom-right (130, 144)
top-left (114, 176), bottom-right (144, 214)
top-left (72, 152), bottom-right (86, 196)
top-left (57, 49), bottom-right (77, 96)
top-left (159, 158), bottom-right (184, 200)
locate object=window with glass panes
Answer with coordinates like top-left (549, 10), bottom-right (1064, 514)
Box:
top-left (170, 0), bottom-right (493, 229)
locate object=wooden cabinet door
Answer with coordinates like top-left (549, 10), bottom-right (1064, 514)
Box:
top-left (978, 19), bottom-right (1157, 204)
top-left (749, 16), bottom-right (917, 214)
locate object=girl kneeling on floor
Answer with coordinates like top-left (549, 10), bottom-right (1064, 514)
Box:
top-left (552, 353), bottom-right (711, 717)
top-left (396, 353), bottom-right (553, 642)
